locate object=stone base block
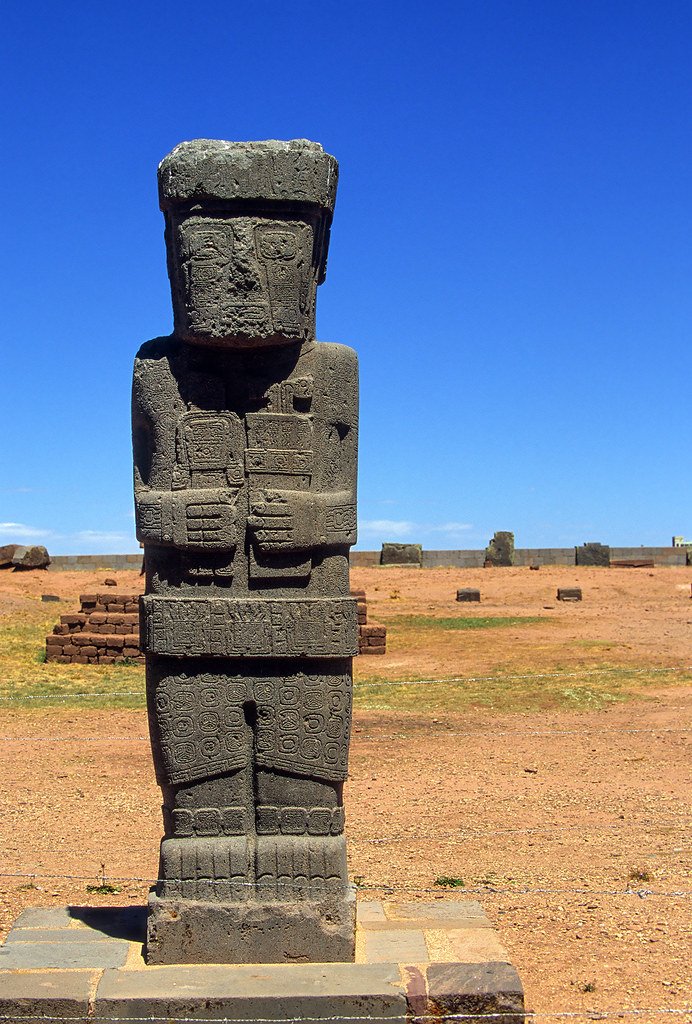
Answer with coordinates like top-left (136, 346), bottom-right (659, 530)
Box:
top-left (0, 900), bottom-right (524, 1023)
top-left (146, 887), bottom-right (356, 964)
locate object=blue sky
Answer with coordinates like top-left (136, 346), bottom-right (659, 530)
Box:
top-left (1, 0), bottom-right (691, 554)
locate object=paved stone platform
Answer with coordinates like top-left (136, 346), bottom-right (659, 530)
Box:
top-left (0, 900), bottom-right (524, 1023)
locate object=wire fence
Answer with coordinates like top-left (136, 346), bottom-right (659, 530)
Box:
top-left (0, 723), bottom-right (690, 743)
top-left (1, 661), bottom-right (689, 1019)
top-left (0, 871), bottom-right (689, 899)
top-left (2, 660), bottom-right (692, 703)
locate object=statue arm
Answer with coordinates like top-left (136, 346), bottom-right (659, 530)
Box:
top-left (248, 344), bottom-right (358, 554)
top-left (247, 489), bottom-right (356, 553)
top-left (135, 488), bottom-right (239, 551)
top-left (132, 350), bottom-right (238, 552)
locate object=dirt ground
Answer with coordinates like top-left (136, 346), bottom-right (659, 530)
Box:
top-left (0, 565), bottom-right (690, 1017)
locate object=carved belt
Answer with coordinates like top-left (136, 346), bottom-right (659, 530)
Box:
top-left (141, 596), bottom-right (358, 658)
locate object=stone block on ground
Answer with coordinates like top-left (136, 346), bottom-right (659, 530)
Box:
top-left (95, 961), bottom-right (406, 1024)
top-left (557, 587), bottom-right (582, 601)
top-left (426, 962), bottom-right (524, 1024)
top-left (11, 544), bottom-right (51, 569)
top-left (0, 545), bottom-right (19, 568)
top-left (0, 970), bottom-right (96, 1023)
top-left (456, 588), bottom-right (480, 602)
top-left (380, 543), bottom-right (422, 566)
top-left (575, 542), bottom-right (610, 567)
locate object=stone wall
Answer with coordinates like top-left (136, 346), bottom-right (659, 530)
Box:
top-left (43, 547), bottom-right (690, 573)
top-left (47, 554), bottom-right (143, 572)
top-left (373, 547), bottom-right (688, 568)
top-left (352, 589), bottom-right (386, 655)
top-left (610, 547), bottom-right (687, 567)
top-left (45, 593), bottom-right (143, 664)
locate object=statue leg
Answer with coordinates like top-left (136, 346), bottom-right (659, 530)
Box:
top-left (157, 771), bottom-right (254, 902)
top-left (255, 770), bottom-right (348, 899)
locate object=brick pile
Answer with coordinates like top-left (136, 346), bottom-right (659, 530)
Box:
top-left (45, 593), bottom-right (143, 665)
top-left (352, 588), bottom-right (386, 655)
top-left (46, 589), bottom-right (387, 663)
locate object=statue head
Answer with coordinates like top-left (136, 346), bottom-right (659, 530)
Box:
top-left (158, 139), bottom-right (338, 348)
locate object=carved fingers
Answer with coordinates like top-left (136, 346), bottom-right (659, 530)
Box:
top-left (185, 499), bottom-right (237, 549)
top-left (247, 490), bottom-right (295, 550)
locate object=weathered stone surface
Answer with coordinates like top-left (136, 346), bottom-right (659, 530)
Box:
top-left (576, 542), bottom-right (610, 567)
top-left (11, 544), bottom-right (50, 569)
top-left (147, 886), bottom-right (356, 965)
top-left (484, 532), bottom-right (514, 567)
top-left (456, 588), bottom-right (480, 602)
top-left (557, 587), bottom-right (582, 602)
top-left (0, 970), bottom-right (96, 1022)
top-left (12, 907), bottom-right (75, 929)
top-left (0, 544), bottom-right (19, 568)
top-left (0, 938), bottom-right (129, 969)
top-left (95, 961), bottom-right (405, 1024)
top-left (426, 962), bottom-right (524, 1023)
top-left (388, 900), bottom-right (487, 921)
top-left (134, 139), bottom-right (357, 964)
top-left (380, 543), bottom-right (422, 565)
top-left (364, 928), bottom-right (428, 963)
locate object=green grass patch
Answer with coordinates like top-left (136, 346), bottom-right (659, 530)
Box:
top-left (0, 604), bottom-right (145, 710)
top-left (353, 664), bottom-right (692, 714)
top-left (387, 615), bottom-right (544, 631)
top-left (1, 598), bottom-right (690, 717)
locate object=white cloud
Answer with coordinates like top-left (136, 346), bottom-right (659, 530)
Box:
top-left (73, 530), bottom-right (129, 544)
top-left (0, 522), bottom-right (53, 540)
top-left (358, 519), bottom-right (474, 540)
top-left (358, 519), bottom-right (416, 538)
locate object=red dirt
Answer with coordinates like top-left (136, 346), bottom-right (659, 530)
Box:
top-left (0, 565), bottom-right (690, 1016)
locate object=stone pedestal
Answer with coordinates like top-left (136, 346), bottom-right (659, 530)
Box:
top-left (147, 886), bottom-right (356, 964)
top-left (0, 900), bottom-right (525, 1023)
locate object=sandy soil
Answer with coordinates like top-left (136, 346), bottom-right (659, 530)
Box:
top-left (0, 565), bottom-right (690, 1016)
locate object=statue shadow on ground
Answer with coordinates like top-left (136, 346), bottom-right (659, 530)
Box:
top-left (67, 905), bottom-right (146, 942)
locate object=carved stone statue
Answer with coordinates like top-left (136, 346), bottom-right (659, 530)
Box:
top-left (132, 139), bottom-right (358, 964)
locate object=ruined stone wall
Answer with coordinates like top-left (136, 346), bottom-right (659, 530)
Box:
top-left (45, 593), bottom-right (143, 664)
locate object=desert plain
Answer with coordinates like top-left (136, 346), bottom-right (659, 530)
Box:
top-left (0, 563), bottom-right (689, 1017)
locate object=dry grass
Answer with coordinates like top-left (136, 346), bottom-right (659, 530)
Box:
top-left (3, 596), bottom-right (690, 715)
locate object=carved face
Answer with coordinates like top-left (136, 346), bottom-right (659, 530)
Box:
top-left (167, 214), bottom-right (320, 348)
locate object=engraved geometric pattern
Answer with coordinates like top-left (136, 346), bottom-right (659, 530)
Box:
top-left (149, 669), bottom-right (352, 785)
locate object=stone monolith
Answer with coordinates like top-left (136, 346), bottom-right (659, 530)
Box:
top-left (132, 139), bottom-right (358, 964)
top-left (484, 531), bottom-right (514, 567)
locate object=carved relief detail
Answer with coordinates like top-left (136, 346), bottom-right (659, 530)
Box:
top-left (143, 597), bottom-right (358, 659)
top-left (149, 667), bottom-right (353, 786)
